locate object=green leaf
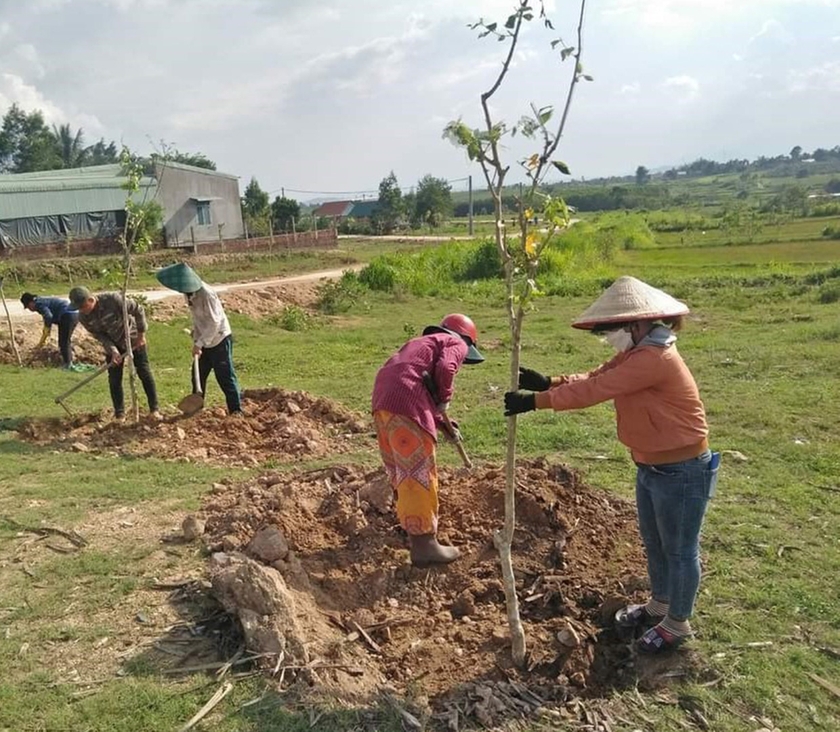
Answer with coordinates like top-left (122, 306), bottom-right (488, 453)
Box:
top-left (486, 22), bottom-right (497, 32)
top-left (561, 46), bottom-right (575, 61)
top-left (552, 161), bottom-right (571, 175)
top-left (538, 106), bottom-right (553, 125)
top-left (582, 74), bottom-right (594, 81)
top-left (505, 14), bottom-right (517, 29)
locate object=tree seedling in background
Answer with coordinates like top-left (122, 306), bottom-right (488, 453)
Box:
top-left (444, 0), bottom-right (589, 666)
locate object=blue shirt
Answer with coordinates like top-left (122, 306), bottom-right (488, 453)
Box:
top-left (34, 296), bottom-right (76, 328)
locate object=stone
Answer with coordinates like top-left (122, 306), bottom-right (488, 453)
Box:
top-left (71, 442), bottom-right (90, 453)
top-left (450, 591), bottom-right (476, 619)
top-left (286, 401), bottom-right (302, 415)
top-left (557, 624), bottom-right (581, 648)
top-left (358, 478), bottom-right (394, 514)
top-left (176, 427), bottom-right (186, 441)
top-left (247, 525), bottom-right (289, 563)
top-left (182, 516), bottom-right (206, 541)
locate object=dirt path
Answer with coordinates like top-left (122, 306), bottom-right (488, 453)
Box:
top-left (4, 265), bottom-right (362, 322)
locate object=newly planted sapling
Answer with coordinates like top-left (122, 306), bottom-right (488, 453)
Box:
top-left (444, 0), bottom-right (589, 666)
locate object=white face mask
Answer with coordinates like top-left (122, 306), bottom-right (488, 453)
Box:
top-left (604, 328), bottom-right (635, 352)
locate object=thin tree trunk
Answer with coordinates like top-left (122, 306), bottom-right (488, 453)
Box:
top-left (0, 283), bottom-right (23, 367)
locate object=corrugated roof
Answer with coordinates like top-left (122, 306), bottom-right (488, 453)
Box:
top-left (156, 160), bottom-right (239, 180)
top-left (0, 165), bottom-right (155, 219)
top-left (313, 200), bottom-right (354, 217)
top-left (348, 200), bottom-right (379, 218)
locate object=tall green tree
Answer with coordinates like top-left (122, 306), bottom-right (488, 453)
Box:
top-left (271, 196), bottom-right (300, 231)
top-left (414, 174), bottom-right (453, 229)
top-left (163, 150), bottom-right (217, 170)
top-left (0, 104), bottom-right (61, 172)
top-left (86, 138), bottom-right (120, 165)
top-left (373, 171), bottom-right (404, 234)
top-left (635, 165), bottom-right (650, 185)
top-left (53, 123), bottom-right (87, 168)
top-left (241, 177), bottom-right (271, 236)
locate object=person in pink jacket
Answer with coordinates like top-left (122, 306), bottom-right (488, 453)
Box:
top-left (504, 276), bottom-right (720, 654)
top-left (372, 314), bottom-right (484, 567)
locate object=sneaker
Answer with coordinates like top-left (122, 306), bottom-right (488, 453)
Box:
top-left (636, 624), bottom-right (687, 654)
top-left (228, 410), bottom-right (245, 419)
top-left (615, 604), bottom-right (664, 630)
top-left (149, 410), bottom-right (163, 421)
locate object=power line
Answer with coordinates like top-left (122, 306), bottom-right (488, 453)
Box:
top-left (267, 176), bottom-right (471, 198)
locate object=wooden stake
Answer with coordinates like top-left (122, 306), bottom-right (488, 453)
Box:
top-left (0, 279), bottom-right (22, 367)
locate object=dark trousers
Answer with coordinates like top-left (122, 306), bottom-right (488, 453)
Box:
top-left (57, 312), bottom-right (78, 365)
top-left (108, 346), bottom-right (159, 416)
top-left (192, 335), bottom-right (242, 413)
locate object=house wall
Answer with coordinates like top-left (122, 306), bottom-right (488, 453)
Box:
top-left (155, 164), bottom-right (244, 245)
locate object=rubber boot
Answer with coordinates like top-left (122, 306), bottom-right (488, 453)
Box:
top-left (408, 533), bottom-right (460, 568)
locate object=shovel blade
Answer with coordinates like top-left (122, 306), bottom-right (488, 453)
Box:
top-left (177, 393), bottom-right (204, 416)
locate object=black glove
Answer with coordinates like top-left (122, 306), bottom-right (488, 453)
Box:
top-left (504, 391), bottom-right (536, 417)
top-left (518, 366), bottom-right (551, 392)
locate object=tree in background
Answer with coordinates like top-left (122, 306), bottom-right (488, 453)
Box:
top-left (86, 138), bottom-right (120, 165)
top-left (414, 174), bottom-right (453, 229)
top-left (271, 196), bottom-right (301, 232)
top-left (241, 177), bottom-right (271, 237)
top-left (0, 104), bottom-right (61, 172)
top-left (373, 171), bottom-right (404, 234)
top-left (635, 165), bottom-right (650, 185)
top-left (166, 150), bottom-right (217, 170)
top-left (444, 0), bottom-right (588, 666)
top-left (53, 123), bottom-right (87, 168)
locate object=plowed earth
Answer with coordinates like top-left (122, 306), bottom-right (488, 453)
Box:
top-left (17, 388), bottom-right (369, 467)
top-left (196, 459), bottom-right (696, 726)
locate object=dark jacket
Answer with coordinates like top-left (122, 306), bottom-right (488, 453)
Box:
top-left (78, 292), bottom-right (147, 355)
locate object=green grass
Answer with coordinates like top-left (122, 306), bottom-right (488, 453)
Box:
top-left (1, 231), bottom-right (839, 730)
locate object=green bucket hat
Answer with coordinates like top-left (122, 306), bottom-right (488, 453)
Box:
top-left (156, 263), bottom-right (202, 294)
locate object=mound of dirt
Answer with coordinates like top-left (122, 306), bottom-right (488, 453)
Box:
top-left (17, 388), bottom-right (369, 467)
top-left (0, 321), bottom-right (103, 367)
top-left (150, 282), bottom-right (320, 322)
top-left (197, 459), bottom-right (664, 724)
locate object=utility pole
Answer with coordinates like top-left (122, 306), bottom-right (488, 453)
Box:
top-left (281, 187), bottom-right (285, 198)
top-left (468, 174), bottom-right (474, 237)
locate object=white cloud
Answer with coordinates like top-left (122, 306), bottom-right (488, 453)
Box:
top-left (662, 75), bottom-right (700, 101)
top-left (0, 73), bottom-right (104, 132)
top-left (620, 81), bottom-right (640, 94)
top-left (748, 18), bottom-right (789, 45)
top-left (787, 61), bottom-right (840, 92)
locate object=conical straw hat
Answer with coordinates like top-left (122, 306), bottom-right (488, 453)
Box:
top-left (572, 276), bottom-right (689, 330)
top-left (155, 263), bottom-right (202, 294)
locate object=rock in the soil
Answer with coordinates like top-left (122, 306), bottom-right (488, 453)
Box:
top-left (71, 442), bottom-right (90, 453)
top-left (182, 515), bottom-right (206, 541)
top-left (176, 427), bottom-right (186, 441)
top-left (358, 478), bottom-right (393, 514)
top-left (286, 401), bottom-right (301, 415)
top-left (556, 624), bottom-right (581, 648)
top-left (209, 552), bottom-right (308, 663)
top-left (248, 525), bottom-right (290, 563)
top-left (450, 591), bottom-right (476, 619)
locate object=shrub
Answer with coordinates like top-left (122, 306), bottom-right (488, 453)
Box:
top-left (821, 226), bottom-right (840, 240)
top-left (817, 284), bottom-right (840, 304)
top-left (359, 260), bottom-right (397, 291)
top-left (460, 239), bottom-right (502, 281)
top-left (274, 305), bottom-right (311, 331)
top-left (316, 270), bottom-right (365, 314)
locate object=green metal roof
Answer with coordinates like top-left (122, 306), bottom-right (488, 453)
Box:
top-left (0, 165), bottom-right (156, 219)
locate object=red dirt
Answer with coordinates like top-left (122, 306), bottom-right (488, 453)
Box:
top-left (196, 458), bottom-right (684, 724)
top-left (16, 388), bottom-right (369, 467)
top-left (0, 321), bottom-right (103, 367)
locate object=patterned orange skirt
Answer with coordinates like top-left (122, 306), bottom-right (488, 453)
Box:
top-left (373, 410), bottom-right (438, 535)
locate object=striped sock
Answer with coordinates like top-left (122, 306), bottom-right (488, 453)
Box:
top-left (660, 615), bottom-right (692, 638)
top-left (645, 598), bottom-right (669, 617)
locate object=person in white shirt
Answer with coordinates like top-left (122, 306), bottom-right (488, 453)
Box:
top-left (156, 263), bottom-right (243, 416)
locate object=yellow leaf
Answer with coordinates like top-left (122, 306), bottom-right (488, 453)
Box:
top-left (524, 208), bottom-right (534, 220)
top-left (525, 233), bottom-right (537, 256)
top-left (527, 154), bottom-right (539, 170)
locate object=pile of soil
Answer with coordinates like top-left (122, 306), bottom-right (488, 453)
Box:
top-left (0, 321), bottom-right (103, 367)
top-left (196, 458), bottom-right (663, 725)
top-left (150, 282), bottom-right (319, 322)
top-left (17, 388), bottom-right (369, 467)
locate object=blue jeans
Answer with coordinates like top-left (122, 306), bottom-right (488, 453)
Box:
top-left (193, 335), bottom-right (242, 414)
top-left (635, 450), bottom-right (719, 621)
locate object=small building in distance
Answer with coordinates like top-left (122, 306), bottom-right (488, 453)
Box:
top-left (0, 161), bottom-right (244, 254)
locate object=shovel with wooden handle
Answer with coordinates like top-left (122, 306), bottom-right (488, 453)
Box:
top-left (177, 355), bottom-right (204, 416)
top-left (54, 362), bottom-right (109, 415)
top-left (421, 370), bottom-right (472, 469)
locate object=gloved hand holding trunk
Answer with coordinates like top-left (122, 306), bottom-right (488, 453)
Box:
top-left (518, 366), bottom-right (551, 391)
top-left (504, 391), bottom-right (536, 416)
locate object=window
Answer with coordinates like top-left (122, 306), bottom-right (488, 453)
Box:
top-left (196, 201), bottom-right (211, 225)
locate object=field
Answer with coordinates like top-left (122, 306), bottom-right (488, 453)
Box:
top-left (0, 220), bottom-right (839, 731)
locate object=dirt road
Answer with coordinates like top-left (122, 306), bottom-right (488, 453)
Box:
top-left (4, 265), bottom-right (362, 322)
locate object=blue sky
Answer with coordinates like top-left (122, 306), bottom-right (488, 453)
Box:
top-left (0, 0), bottom-right (838, 199)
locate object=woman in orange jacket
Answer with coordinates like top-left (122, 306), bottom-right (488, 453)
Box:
top-left (504, 276), bottom-right (720, 654)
